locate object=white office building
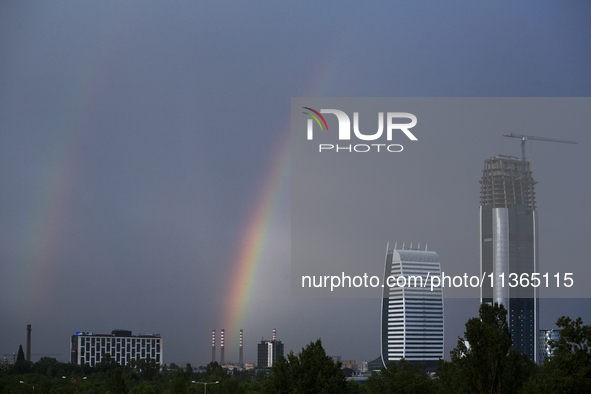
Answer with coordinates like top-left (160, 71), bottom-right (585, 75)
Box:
top-left (380, 245), bottom-right (444, 372)
top-left (70, 329), bottom-right (162, 367)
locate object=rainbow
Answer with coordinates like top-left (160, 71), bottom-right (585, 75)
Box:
top-left (220, 41), bottom-right (340, 355)
top-left (14, 4), bottom-right (134, 314)
top-left (222, 131), bottom-right (290, 348)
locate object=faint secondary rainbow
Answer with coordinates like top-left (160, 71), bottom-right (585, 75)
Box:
top-left (15, 4), bottom-right (134, 313)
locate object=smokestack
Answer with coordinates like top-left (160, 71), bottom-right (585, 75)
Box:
top-left (26, 325), bottom-right (31, 362)
top-left (239, 329), bottom-right (243, 367)
top-left (272, 328), bottom-right (276, 342)
top-left (211, 329), bottom-right (216, 363)
top-left (220, 329), bottom-right (225, 365)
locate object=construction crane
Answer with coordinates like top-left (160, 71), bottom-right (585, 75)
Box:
top-left (502, 133), bottom-right (578, 206)
top-left (503, 132), bottom-right (578, 174)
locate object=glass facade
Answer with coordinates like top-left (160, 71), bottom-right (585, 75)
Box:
top-left (538, 329), bottom-right (561, 365)
top-left (257, 339), bottom-right (284, 368)
top-left (70, 330), bottom-right (162, 366)
top-left (381, 248), bottom-right (444, 373)
top-left (480, 156), bottom-right (539, 362)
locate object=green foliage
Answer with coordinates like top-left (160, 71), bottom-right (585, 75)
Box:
top-left (96, 353), bottom-right (121, 374)
top-left (0, 355), bottom-right (242, 393)
top-left (10, 360), bottom-right (33, 375)
top-left (346, 379), bottom-right (369, 394)
top-left (253, 369), bottom-right (267, 382)
top-left (438, 302), bottom-right (535, 394)
top-left (169, 367), bottom-right (187, 394)
top-left (218, 377), bottom-right (244, 394)
top-left (366, 359), bottom-right (439, 394)
top-left (186, 363), bottom-right (193, 381)
top-left (205, 361), bottom-right (225, 379)
top-left (132, 356), bottom-right (161, 381)
top-left (32, 356), bottom-right (60, 376)
top-left (243, 379), bottom-right (263, 394)
top-left (522, 316), bottom-right (591, 393)
top-left (106, 368), bottom-right (129, 394)
top-left (130, 382), bottom-right (159, 394)
top-left (551, 316), bottom-right (591, 390)
top-left (263, 339), bottom-right (348, 394)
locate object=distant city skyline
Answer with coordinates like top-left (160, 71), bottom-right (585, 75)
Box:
top-left (2, 2), bottom-right (590, 366)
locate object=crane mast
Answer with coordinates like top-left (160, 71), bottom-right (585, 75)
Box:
top-left (503, 132), bottom-right (577, 213)
top-left (502, 132), bottom-right (577, 170)
top-left (502, 133), bottom-right (577, 198)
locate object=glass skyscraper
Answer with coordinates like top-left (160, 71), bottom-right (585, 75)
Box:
top-left (538, 329), bottom-right (561, 365)
top-left (380, 245), bottom-right (444, 372)
top-left (479, 155), bottom-right (539, 362)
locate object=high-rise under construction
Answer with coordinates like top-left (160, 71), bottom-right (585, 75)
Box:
top-left (479, 155), bottom-right (538, 362)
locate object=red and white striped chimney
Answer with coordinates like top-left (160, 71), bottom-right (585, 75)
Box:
top-left (272, 328), bottom-right (276, 342)
top-left (220, 329), bottom-right (225, 365)
top-left (211, 329), bottom-right (216, 362)
top-left (239, 329), bottom-right (244, 367)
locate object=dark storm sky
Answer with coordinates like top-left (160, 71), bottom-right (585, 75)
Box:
top-left (1, 1), bottom-right (590, 365)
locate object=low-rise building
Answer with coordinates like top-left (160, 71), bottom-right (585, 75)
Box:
top-left (70, 329), bottom-right (162, 367)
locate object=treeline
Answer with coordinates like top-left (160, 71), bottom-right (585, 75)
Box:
top-left (437, 303), bottom-right (591, 394)
top-left (0, 356), bottom-right (259, 394)
top-left (2, 304), bottom-right (590, 393)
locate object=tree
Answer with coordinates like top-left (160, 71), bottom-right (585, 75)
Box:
top-left (129, 383), bottom-right (159, 394)
top-left (16, 345), bottom-right (25, 362)
top-left (522, 316), bottom-right (591, 393)
top-left (218, 377), bottom-right (243, 394)
top-left (263, 339), bottom-right (348, 394)
top-left (133, 356), bottom-right (160, 381)
top-left (186, 363), bottom-right (193, 381)
top-left (253, 369), bottom-right (267, 383)
top-left (33, 357), bottom-right (60, 376)
top-left (11, 344), bottom-right (32, 375)
top-left (96, 353), bottom-right (120, 374)
top-left (106, 368), bottom-right (128, 394)
top-left (438, 302), bottom-right (535, 394)
top-left (170, 367), bottom-right (187, 394)
top-left (244, 380), bottom-right (263, 394)
top-left (366, 359), bottom-right (439, 394)
top-left (205, 361), bottom-right (225, 378)
top-left (552, 316), bottom-right (591, 390)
